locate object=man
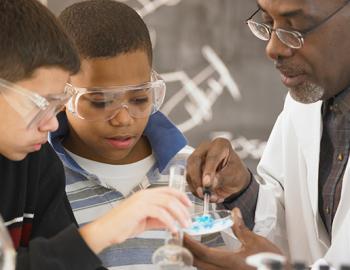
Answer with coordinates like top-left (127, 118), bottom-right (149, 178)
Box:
top-left (185, 0), bottom-right (350, 269)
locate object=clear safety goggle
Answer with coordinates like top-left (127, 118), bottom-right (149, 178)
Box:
top-left (66, 71), bottom-right (166, 121)
top-left (0, 78), bottom-right (74, 129)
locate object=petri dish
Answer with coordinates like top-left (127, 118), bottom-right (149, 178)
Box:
top-left (184, 210), bottom-right (233, 236)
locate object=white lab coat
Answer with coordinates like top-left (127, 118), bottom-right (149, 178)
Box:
top-left (254, 93), bottom-right (350, 268)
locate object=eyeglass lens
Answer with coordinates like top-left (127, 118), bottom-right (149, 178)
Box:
top-left (75, 88), bottom-right (155, 121)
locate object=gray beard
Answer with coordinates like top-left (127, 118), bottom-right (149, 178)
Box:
top-left (289, 81), bottom-right (325, 104)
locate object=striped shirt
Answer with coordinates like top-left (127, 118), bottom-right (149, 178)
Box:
top-left (50, 111), bottom-right (224, 269)
top-left (65, 146), bottom-right (209, 268)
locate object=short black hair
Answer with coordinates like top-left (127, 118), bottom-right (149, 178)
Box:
top-left (0, 0), bottom-right (80, 82)
top-left (59, 0), bottom-right (152, 64)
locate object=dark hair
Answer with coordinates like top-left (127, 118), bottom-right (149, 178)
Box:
top-left (59, 0), bottom-right (152, 64)
top-left (0, 0), bottom-right (80, 82)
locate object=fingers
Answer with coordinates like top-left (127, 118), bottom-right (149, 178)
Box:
top-left (231, 208), bottom-right (284, 258)
top-left (159, 196), bottom-right (191, 228)
top-left (139, 198), bottom-right (190, 233)
top-left (231, 208), bottom-right (251, 246)
top-left (184, 234), bottom-right (251, 270)
top-left (146, 206), bottom-right (179, 233)
top-left (184, 234), bottom-right (234, 263)
top-left (156, 187), bottom-right (193, 207)
top-left (143, 219), bottom-right (170, 231)
top-left (186, 141), bottom-right (211, 197)
top-left (201, 138), bottom-right (231, 188)
top-left (85, 188), bottom-right (193, 251)
top-left (149, 189), bottom-right (192, 228)
top-left (124, 188), bottom-right (193, 233)
top-left (183, 234), bottom-right (208, 258)
top-left (214, 154), bottom-right (251, 198)
top-left (187, 138), bottom-right (232, 200)
top-left (184, 234), bottom-right (230, 269)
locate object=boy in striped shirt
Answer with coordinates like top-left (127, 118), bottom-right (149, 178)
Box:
top-left (49, 0), bottom-right (223, 269)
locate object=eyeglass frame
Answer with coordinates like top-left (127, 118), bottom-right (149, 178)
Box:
top-left (245, 0), bottom-right (350, 49)
top-left (66, 70), bottom-right (166, 121)
top-left (0, 78), bottom-right (74, 129)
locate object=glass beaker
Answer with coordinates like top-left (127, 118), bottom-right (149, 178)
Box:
top-left (152, 164), bottom-right (193, 269)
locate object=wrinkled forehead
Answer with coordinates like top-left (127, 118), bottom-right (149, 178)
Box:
top-left (257, 0), bottom-right (340, 18)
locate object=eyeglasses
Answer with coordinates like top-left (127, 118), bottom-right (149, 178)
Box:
top-left (246, 0), bottom-right (350, 49)
top-left (0, 78), bottom-right (74, 129)
top-left (66, 71), bottom-right (166, 121)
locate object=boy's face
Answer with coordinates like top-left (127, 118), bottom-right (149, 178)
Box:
top-left (66, 50), bottom-right (152, 164)
top-left (0, 67), bottom-right (69, 160)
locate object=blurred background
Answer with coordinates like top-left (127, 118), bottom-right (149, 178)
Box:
top-left (46, 0), bottom-right (286, 171)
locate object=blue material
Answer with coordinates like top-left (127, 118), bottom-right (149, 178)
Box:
top-left (143, 111), bottom-right (188, 172)
top-left (185, 212), bottom-right (233, 236)
top-left (196, 215), bottom-right (215, 228)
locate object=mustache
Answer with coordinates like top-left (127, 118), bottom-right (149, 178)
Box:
top-left (274, 60), bottom-right (306, 76)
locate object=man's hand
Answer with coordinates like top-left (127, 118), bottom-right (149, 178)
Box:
top-left (186, 138), bottom-right (251, 202)
top-left (231, 208), bottom-right (282, 257)
top-left (184, 235), bottom-right (252, 270)
top-left (183, 208), bottom-right (283, 270)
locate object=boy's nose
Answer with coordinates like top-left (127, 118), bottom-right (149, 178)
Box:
top-left (108, 105), bottom-right (133, 126)
top-left (38, 115), bottom-right (59, 133)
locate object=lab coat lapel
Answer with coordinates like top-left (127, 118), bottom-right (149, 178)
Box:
top-left (290, 99), bottom-right (332, 247)
top-left (290, 99), bottom-right (323, 218)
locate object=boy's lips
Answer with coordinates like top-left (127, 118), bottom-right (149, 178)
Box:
top-left (33, 144), bottom-right (42, 151)
top-left (30, 140), bottom-right (47, 151)
top-left (105, 136), bottom-right (135, 149)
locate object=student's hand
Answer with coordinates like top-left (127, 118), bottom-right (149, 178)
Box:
top-left (186, 138), bottom-right (251, 202)
top-left (80, 187), bottom-right (192, 254)
top-left (183, 208), bottom-right (283, 270)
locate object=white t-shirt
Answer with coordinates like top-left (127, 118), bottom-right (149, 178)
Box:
top-left (65, 148), bottom-right (155, 197)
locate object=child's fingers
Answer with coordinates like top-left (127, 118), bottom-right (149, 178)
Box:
top-left (143, 219), bottom-right (169, 231)
top-left (147, 206), bottom-right (178, 233)
top-left (154, 187), bottom-right (192, 207)
top-left (153, 194), bottom-right (191, 228)
top-left (130, 188), bottom-right (192, 229)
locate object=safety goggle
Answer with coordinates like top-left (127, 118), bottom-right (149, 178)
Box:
top-left (66, 71), bottom-right (166, 121)
top-left (0, 78), bottom-right (74, 129)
